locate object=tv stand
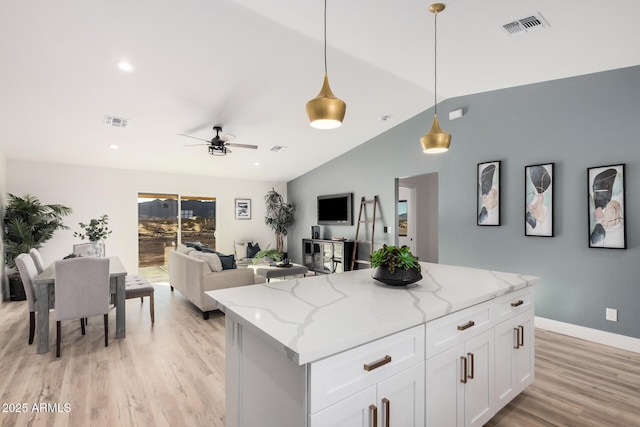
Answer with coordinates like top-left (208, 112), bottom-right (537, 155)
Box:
top-left (302, 238), bottom-right (354, 274)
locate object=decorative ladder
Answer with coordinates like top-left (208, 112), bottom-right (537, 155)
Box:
top-left (350, 196), bottom-right (378, 271)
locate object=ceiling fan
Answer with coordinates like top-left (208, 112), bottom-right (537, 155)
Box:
top-left (179, 125), bottom-right (258, 156)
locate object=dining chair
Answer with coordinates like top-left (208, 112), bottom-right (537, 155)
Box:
top-left (54, 257), bottom-right (110, 357)
top-left (29, 248), bottom-right (45, 274)
top-left (72, 243), bottom-right (95, 257)
top-left (15, 253), bottom-right (42, 345)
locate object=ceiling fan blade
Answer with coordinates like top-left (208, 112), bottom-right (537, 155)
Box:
top-left (183, 143), bottom-right (210, 147)
top-left (178, 134), bottom-right (210, 143)
top-left (226, 143), bottom-right (258, 149)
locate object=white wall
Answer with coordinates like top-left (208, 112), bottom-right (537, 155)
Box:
top-left (0, 152), bottom-right (6, 301)
top-left (6, 160), bottom-right (286, 274)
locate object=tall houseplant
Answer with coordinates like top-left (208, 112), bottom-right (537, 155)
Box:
top-left (3, 193), bottom-right (73, 268)
top-left (264, 188), bottom-right (295, 253)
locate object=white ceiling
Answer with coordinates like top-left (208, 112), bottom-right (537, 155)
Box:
top-left (2, 0), bottom-right (639, 182)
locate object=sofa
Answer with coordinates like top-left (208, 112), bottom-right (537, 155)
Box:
top-left (169, 244), bottom-right (265, 319)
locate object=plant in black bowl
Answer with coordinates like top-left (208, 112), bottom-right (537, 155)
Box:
top-left (370, 244), bottom-right (422, 286)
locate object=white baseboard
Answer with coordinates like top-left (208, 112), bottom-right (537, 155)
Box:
top-left (535, 316), bottom-right (640, 354)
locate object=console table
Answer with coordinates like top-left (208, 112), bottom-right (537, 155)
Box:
top-left (302, 238), bottom-right (354, 274)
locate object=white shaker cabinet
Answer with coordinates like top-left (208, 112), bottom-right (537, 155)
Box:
top-left (494, 309), bottom-right (535, 411)
top-left (310, 363), bottom-right (425, 427)
top-left (426, 329), bottom-right (494, 427)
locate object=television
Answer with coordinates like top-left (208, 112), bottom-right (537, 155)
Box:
top-left (317, 193), bottom-right (353, 225)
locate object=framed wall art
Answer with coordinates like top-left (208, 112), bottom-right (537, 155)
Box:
top-left (525, 163), bottom-right (554, 237)
top-left (587, 164), bottom-right (626, 249)
top-left (477, 160), bottom-right (501, 226)
top-left (235, 198), bottom-right (251, 220)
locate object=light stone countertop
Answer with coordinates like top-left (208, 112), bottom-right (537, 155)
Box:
top-left (206, 262), bottom-right (539, 365)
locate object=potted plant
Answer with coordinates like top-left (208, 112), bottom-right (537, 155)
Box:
top-left (264, 188), bottom-right (295, 254)
top-left (3, 193), bottom-right (72, 300)
top-left (3, 193), bottom-right (73, 268)
top-left (252, 246), bottom-right (282, 264)
top-left (73, 214), bottom-right (112, 257)
top-left (370, 244), bottom-right (422, 286)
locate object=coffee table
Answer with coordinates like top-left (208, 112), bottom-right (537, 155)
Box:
top-left (248, 263), bottom-right (308, 283)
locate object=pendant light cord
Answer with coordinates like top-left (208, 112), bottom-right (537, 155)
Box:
top-left (433, 11), bottom-right (438, 115)
top-left (324, 0), bottom-right (328, 74)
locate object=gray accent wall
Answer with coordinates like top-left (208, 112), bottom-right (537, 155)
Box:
top-left (287, 65), bottom-right (640, 339)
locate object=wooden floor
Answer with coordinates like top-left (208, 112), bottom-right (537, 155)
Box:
top-left (2, 284), bottom-right (640, 427)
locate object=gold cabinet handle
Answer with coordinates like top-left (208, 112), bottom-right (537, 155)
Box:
top-left (511, 300), bottom-right (524, 307)
top-left (370, 404), bottom-right (378, 427)
top-left (467, 352), bottom-right (475, 379)
top-left (513, 327), bottom-right (520, 349)
top-left (364, 355), bottom-right (392, 371)
top-left (518, 325), bottom-right (525, 348)
top-left (382, 398), bottom-right (390, 427)
top-left (460, 355), bottom-right (468, 383)
top-left (457, 320), bottom-right (475, 331)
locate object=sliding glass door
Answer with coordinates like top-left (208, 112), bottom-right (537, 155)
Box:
top-left (138, 193), bottom-right (217, 275)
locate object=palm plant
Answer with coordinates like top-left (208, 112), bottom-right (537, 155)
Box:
top-left (264, 188), bottom-right (295, 253)
top-left (3, 193), bottom-right (73, 268)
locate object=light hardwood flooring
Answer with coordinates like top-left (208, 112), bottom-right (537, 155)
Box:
top-left (2, 284), bottom-right (640, 427)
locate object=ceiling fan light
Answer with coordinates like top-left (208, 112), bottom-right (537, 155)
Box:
top-left (307, 74), bottom-right (346, 129)
top-left (421, 114), bottom-right (451, 153)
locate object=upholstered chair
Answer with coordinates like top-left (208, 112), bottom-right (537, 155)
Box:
top-left (15, 253), bottom-right (41, 345)
top-left (72, 243), bottom-right (95, 257)
top-left (29, 248), bottom-right (45, 274)
top-left (54, 257), bottom-right (110, 357)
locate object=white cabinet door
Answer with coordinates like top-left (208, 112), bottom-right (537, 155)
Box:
top-left (425, 344), bottom-right (464, 427)
top-left (464, 329), bottom-right (494, 427)
top-left (494, 309), bottom-right (534, 412)
top-left (377, 363), bottom-right (425, 427)
top-left (426, 329), bottom-right (494, 427)
top-left (310, 386), bottom-right (377, 427)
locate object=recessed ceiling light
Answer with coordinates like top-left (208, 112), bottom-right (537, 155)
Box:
top-left (109, 144), bottom-right (120, 150)
top-left (118, 62), bottom-right (134, 72)
top-left (254, 162), bottom-right (260, 166)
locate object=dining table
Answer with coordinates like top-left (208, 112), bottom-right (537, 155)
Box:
top-left (33, 256), bottom-right (128, 354)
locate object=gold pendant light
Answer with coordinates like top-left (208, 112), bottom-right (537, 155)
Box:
top-left (421, 3), bottom-right (451, 154)
top-left (306, 0), bottom-right (346, 129)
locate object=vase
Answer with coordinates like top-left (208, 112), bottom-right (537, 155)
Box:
top-left (371, 265), bottom-right (422, 286)
top-left (93, 239), bottom-right (105, 258)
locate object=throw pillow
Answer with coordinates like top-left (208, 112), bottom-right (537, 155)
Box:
top-left (176, 244), bottom-right (195, 255)
top-left (191, 252), bottom-right (223, 272)
top-left (234, 242), bottom-right (248, 259)
top-left (246, 242), bottom-right (261, 258)
top-left (216, 252), bottom-right (237, 270)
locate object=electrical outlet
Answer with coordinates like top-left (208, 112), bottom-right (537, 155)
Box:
top-left (606, 308), bottom-right (618, 322)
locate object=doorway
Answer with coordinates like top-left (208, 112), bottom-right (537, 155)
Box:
top-left (396, 172), bottom-right (439, 263)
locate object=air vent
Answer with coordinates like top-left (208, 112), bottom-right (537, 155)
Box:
top-left (269, 145), bottom-right (286, 152)
top-left (104, 115), bottom-right (129, 128)
top-left (502, 12), bottom-right (549, 37)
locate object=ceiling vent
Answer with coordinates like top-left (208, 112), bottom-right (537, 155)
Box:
top-left (502, 13), bottom-right (549, 37)
top-left (269, 145), bottom-right (286, 152)
top-left (104, 115), bottom-right (129, 128)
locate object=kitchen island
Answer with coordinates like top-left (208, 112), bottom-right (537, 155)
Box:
top-left (206, 262), bottom-right (538, 427)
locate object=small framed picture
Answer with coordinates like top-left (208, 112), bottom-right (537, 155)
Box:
top-left (525, 163), bottom-right (554, 237)
top-left (477, 161), bottom-right (501, 226)
top-left (587, 164), bottom-right (626, 249)
top-left (235, 198), bottom-right (251, 220)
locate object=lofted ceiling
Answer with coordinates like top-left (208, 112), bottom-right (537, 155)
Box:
top-left (1, 0), bottom-right (639, 182)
